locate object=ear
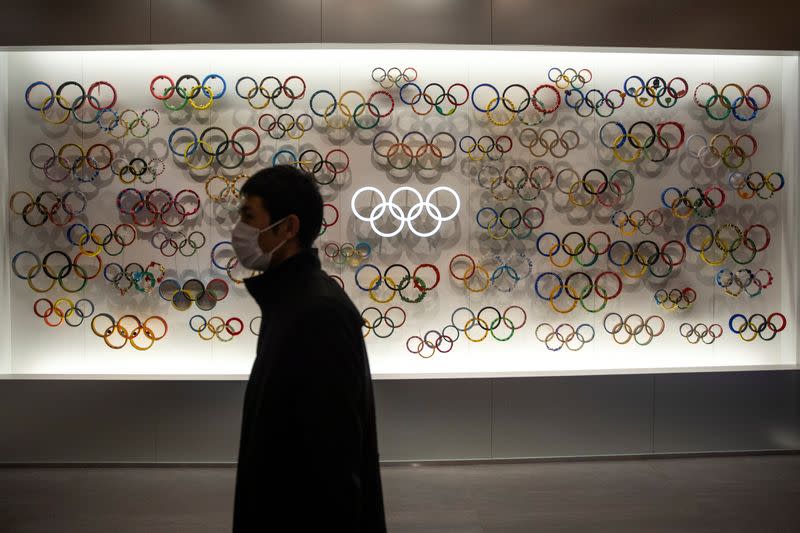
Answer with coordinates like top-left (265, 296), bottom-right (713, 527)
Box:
top-left (283, 213), bottom-right (301, 239)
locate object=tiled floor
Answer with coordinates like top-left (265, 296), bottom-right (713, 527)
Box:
top-left (0, 455), bottom-right (798, 532)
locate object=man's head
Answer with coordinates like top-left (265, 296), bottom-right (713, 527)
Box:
top-left (238, 165), bottom-right (323, 266)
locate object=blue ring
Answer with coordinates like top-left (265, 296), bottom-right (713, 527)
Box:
top-left (564, 88), bottom-right (585, 109)
top-left (211, 241), bottom-right (234, 271)
top-left (623, 75), bottom-right (646, 97)
top-left (470, 83), bottom-right (500, 113)
top-left (272, 149), bottom-right (297, 167)
top-left (606, 240), bottom-right (633, 267)
top-left (728, 313), bottom-right (748, 334)
top-left (534, 272), bottom-right (563, 300)
top-left (355, 263), bottom-right (382, 292)
top-left (599, 121), bottom-right (627, 149)
top-left (309, 90), bottom-right (337, 117)
top-left (491, 265), bottom-right (520, 284)
top-left (168, 127), bottom-right (198, 157)
top-left (201, 74), bottom-right (226, 99)
top-left (476, 207), bottom-right (499, 230)
top-left (66, 223), bottom-right (90, 246)
top-left (355, 241), bottom-right (372, 258)
top-left (353, 263), bottom-right (383, 292)
top-left (74, 298), bottom-right (95, 319)
top-left (103, 263), bottom-right (123, 283)
top-left (685, 224), bottom-right (714, 253)
top-left (731, 96), bottom-right (758, 121)
top-left (660, 186), bottom-right (683, 208)
top-left (25, 81), bottom-right (54, 111)
top-left (399, 82), bottom-right (422, 106)
top-left (536, 231), bottom-right (561, 257)
top-left (189, 315), bottom-right (207, 333)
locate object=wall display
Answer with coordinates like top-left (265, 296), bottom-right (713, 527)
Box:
top-left (0, 47), bottom-right (797, 378)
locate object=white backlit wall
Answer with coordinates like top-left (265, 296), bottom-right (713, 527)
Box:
top-left (1, 47), bottom-right (798, 378)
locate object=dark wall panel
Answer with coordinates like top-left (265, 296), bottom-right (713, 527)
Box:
top-left (2, 1), bottom-right (151, 46)
top-left (150, 0), bottom-right (322, 44)
top-left (492, 0), bottom-right (800, 50)
top-left (321, 0), bottom-right (491, 44)
top-left (653, 371), bottom-right (800, 453)
top-left (374, 379), bottom-right (492, 461)
top-left (491, 376), bottom-right (654, 458)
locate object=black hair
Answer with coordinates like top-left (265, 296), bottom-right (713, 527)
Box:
top-left (240, 164), bottom-right (323, 248)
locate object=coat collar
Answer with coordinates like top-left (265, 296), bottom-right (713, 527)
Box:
top-left (244, 247), bottom-right (321, 310)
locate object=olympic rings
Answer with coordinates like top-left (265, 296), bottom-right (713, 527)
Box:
top-left (476, 206), bottom-right (544, 240)
top-left (535, 322), bottom-right (595, 351)
top-left (477, 163), bottom-right (555, 202)
top-left (372, 67), bottom-right (417, 89)
top-left (168, 126), bottom-right (260, 169)
top-left (151, 229), bottom-right (206, 257)
top-left (728, 312), bottom-right (785, 341)
top-left (234, 75), bottom-right (305, 109)
top-left (603, 313), bottom-right (665, 345)
top-left (686, 133), bottom-right (758, 169)
top-left (103, 261), bottom-right (165, 295)
top-left (351, 186), bottom-right (460, 238)
top-left (107, 108), bottom-right (160, 139)
top-left (461, 253), bottom-right (535, 293)
top-left (10, 190), bottom-right (87, 227)
top-left (91, 313), bottom-right (168, 350)
top-left (258, 112), bottom-right (314, 139)
top-left (693, 82), bottom-right (771, 121)
top-left (272, 147), bottom-right (349, 186)
top-left (612, 209), bottom-right (665, 235)
top-left (151, 74), bottom-right (227, 110)
top-left (519, 128), bottom-right (580, 158)
top-left (26, 81), bottom-right (117, 122)
top-left (189, 315), bottom-right (243, 341)
top-left (564, 87), bottom-right (626, 117)
top-left (361, 306), bottom-right (407, 339)
top-left (33, 297), bottom-right (95, 328)
top-left (399, 81), bottom-right (468, 116)
top-left (323, 241), bottom-right (372, 267)
top-left (685, 223), bottom-right (770, 265)
top-left (534, 271), bottom-right (623, 313)
top-left (310, 89), bottom-right (395, 128)
top-left (728, 171), bottom-right (784, 201)
top-left (661, 186), bottom-right (725, 220)
top-left (679, 323), bottom-right (723, 344)
top-left (204, 174), bottom-right (248, 210)
top-left (29, 142), bottom-right (115, 183)
top-left (716, 268), bottom-right (773, 298)
top-left (459, 135), bottom-right (512, 161)
top-left (554, 168), bottom-right (634, 209)
top-left (600, 120), bottom-right (684, 162)
top-left (116, 187), bottom-right (201, 227)
top-left (623, 75), bottom-right (688, 108)
top-left (354, 262), bottom-right (440, 304)
top-left (372, 130), bottom-right (456, 170)
top-left (654, 287), bottom-right (696, 310)
top-left (111, 156), bottom-right (165, 184)
top-left (406, 305), bottom-right (527, 357)
top-left (65, 222), bottom-right (137, 257)
top-left (548, 68), bottom-right (593, 90)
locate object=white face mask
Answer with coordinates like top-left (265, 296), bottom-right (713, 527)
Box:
top-left (231, 217), bottom-right (289, 271)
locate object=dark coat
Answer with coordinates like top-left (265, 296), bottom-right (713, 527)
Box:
top-left (233, 247), bottom-right (386, 532)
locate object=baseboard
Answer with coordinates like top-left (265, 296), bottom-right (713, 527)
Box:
top-left (1, 449), bottom-right (798, 468)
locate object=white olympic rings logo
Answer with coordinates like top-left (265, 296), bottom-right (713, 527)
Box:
top-left (351, 186), bottom-right (460, 238)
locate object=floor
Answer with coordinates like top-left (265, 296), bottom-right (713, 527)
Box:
top-left (0, 455), bottom-right (798, 532)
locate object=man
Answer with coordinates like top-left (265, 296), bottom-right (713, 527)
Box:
top-left (231, 165), bottom-right (386, 532)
